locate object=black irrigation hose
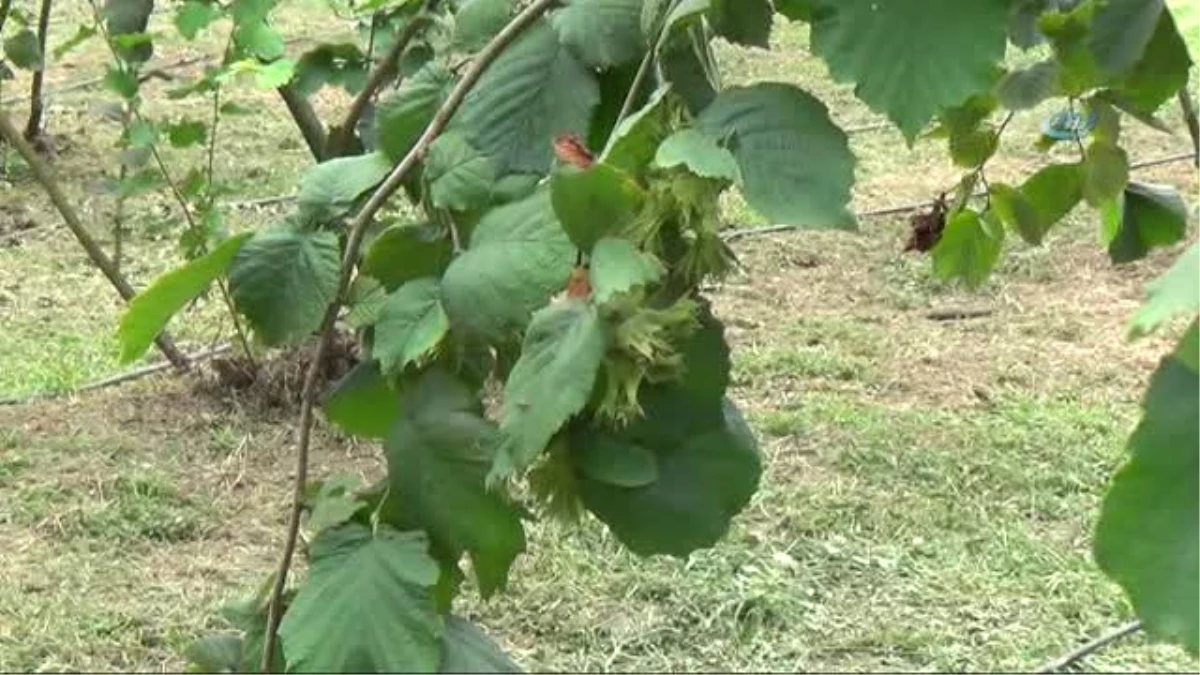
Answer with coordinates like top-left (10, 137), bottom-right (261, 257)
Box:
top-left (0, 343), bottom-right (231, 406)
top-left (723, 151), bottom-right (1200, 242)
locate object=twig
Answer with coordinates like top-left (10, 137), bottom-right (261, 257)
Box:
top-left (0, 110), bottom-right (191, 371)
top-left (23, 0), bottom-right (54, 142)
top-left (1034, 620), bottom-right (1142, 673)
top-left (260, 1), bottom-right (561, 670)
top-left (0, 344), bottom-right (231, 406)
top-left (326, 0), bottom-right (439, 158)
top-left (614, 42), bottom-right (656, 129)
top-left (1178, 87), bottom-right (1199, 169)
top-left (925, 307), bottom-right (993, 321)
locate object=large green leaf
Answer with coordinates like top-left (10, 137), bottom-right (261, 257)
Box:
top-left (454, 20), bottom-right (599, 175)
top-left (588, 237), bottom-right (663, 305)
top-left (570, 317), bottom-right (760, 557)
top-left (550, 163), bottom-right (645, 251)
top-left (278, 524), bottom-right (443, 672)
top-left (118, 233), bottom-right (251, 363)
top-left (1087, 0), bottom-right (1163, 76)
top-left (441, 188), bottom-right (575, 339)
top-left (362, 223), bottom-right (453, 292)
top-left (709, 0), bottom-right (772, 48)
top-left (322, 361), bottom-right (402, 439)
top-left (696, 83), bottom-right (855, 229)
top-left (3, 30), bottom-right (42, 70)
top-left (297, 152), bottom-right (393, 221)
top-left (424, 133), bottom-right (497, 212)
top-left (385, 370), bottom-right (525, 597)
top-left (1108, 8), bottom-right (1193, 116)
top-left (1083, 142), bottom-right (1130, 207)
top-left (228, 227), bottom-right (341, 346)
top-left (374, 278), bottom-right (450, 376)
top-left (809, 0), bottom-right (1008, 141)
top-left (377, 62), bottom-right (453, 162)
top-left (599, 85), bottom-right (671, 176)
top-left (658, 26), bottom-right (718, 114)
top-left (175, 1), bottom-right (223, 40)
top-left (494, 300), bottom-right (608, 479)
top-left (1106, 182), bottom-right (1188, 264)
top-left (990, 163), bottom-right (1083, 245)
top-left (653, 127), bottom-right (740, 182)
top-left (1130, 242), bottom-right (1199, 338)
top-left (454, 0), bottom-right (514, 52)
top-left (440, 616), bottom-right (521, 673)
top-left (104, 0), bottom-right (154, 63)
top-left (995, 60), bottom-right (1061, 110)
top-left (931, 210), bottom-right (1003, 289)
top-left (553, 0), bottom-right (644, 67)
top-left (1094, 352), bottom-right (1198, 655)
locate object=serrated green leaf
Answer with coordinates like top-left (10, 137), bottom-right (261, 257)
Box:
top-left (551, 162), bottom-right (646, 251)
top-left (292, 43), bottom-right (368, 97)
top-left (454, 0), bottom-right (514, 51)
top-left (176, 1), bottom-right (223, 39)
top-left (1007, 0), bottom-right (1050, 49)
top-left (709, 0), bottom-right (772, 48)
top-left (307, 479), bottom-right (367, 534)
top-left (696, 83), bottom-right (855, 229)
top-left (574, 431), bottom-right (658, 487)
top-left (948, 127), bottom-right (998, 169)
top-left (104, 0), bottom-right (154, 62)
top-left (1107, 182), bottom-right (1188, 264)
top-left (1131, 242), bottom-right (1200, 338)
top-left (424, 133), bottom-right (497, 211)
top-left (931, 209), bottom-right (1003, 288)
top-left (297, 152), bottom-right (393, 221)
top-left (362, 223), bottom-right (453, 292)
top-left (440, 616), bottom-right (521, 673)
top-left (385, 369), bottom-right (525, 597)
top-left (1088, 0), bottom-right (1164, 76)
top-left (1083, 142), bottom-right (1130, 207)
top-left (166, 120), bottom-right (208, 148)
top-left (322, 361), bottom-right (402, 439)
top-left (278, 524), bottom-right (443, 673)
top-left (127, 119), bottom-right (159, 148)
top-left (810, 0), bottom-right (1007, 141)
top-left (229, 227), bottom-right (341, 346)
top-left (1176, 320), bottom-right (1199, 372)
top-left (455, 20), bottom-right (599, 175)
top-left (234, 19), bottom-right (284, 60)
top-left (442, 188), bottom-right (575, 339)
top-left (658, 26), bottom-right (718, 114)
top-left (185, 633), bottom-right (243, 673)
top-left (1169, 0), bottom-right (1199, 61)
top-left (1094, 352), bottom-right (1198, 655)
top-left (588, 237), bottom-right (663, 304)
top-left (570, 317), bottom-right (760, 556)
top-left (1109, 8), bottom-right (1193, 116)
top-left (554, 0), bottom-right (644, 67)
top-left (377, 62), bottom-right (452, 162)
top-left (375, 278), bottom-right (449, 375)
top-left (494, 300), bottom-right (608, 479)
top-left (653, 128), bottom-right (740, 182)
top-left (599, 85), bottom-right (671, 176)
top-left (996, 60), bottom-right (1061, 110)
top-left (4, 30), bottom-right (41, 71)
top-left (994, 163), bottom-right (1083, 245)
top-left (119, 233), bottom-right (251, 364)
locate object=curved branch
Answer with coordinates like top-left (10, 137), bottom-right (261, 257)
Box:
top-left (0, 111), bottom-right (191, 371)
top-left (260, 1), bottom-right (560, 670)
top-left (325, 0), bottom-right (441, 158)
top-left (1178, 87), bottom-right (1198, 169)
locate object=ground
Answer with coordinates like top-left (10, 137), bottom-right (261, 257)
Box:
top-left (1, 2), bottom-right (1198, 672)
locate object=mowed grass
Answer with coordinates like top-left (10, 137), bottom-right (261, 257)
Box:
top-left (2, 2), bottom-right (1199, 672)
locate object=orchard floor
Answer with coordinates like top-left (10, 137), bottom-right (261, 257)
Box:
top-left (1, 2), bottom-right (1199, 672)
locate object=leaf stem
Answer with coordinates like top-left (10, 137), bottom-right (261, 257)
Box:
top-left (0, 110), bottom-right (191, 370)
top-left (1177, 87), bottom-right (1198, 169)
top-left (260, 1), bottom-right (560, 669)
top-left (614, 43), bottom-right (656, 129)
top-left (326, 0), bottom-right (440, 158)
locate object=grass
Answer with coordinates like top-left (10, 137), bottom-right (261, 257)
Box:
top-left (1, 2), bottom-right (1198, 673)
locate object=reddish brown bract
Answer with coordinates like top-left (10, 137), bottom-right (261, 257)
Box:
top-left (553, 134), bottom-right (595, 170)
